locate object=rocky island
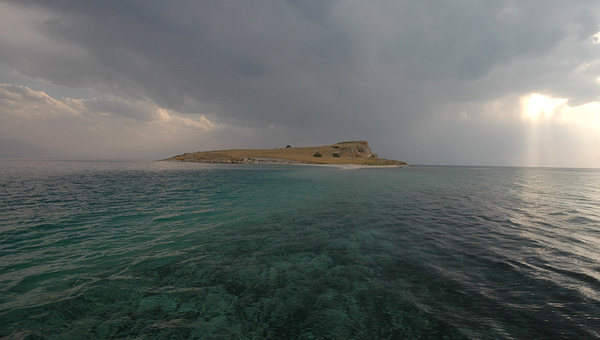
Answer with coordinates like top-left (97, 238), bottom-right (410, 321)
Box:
top-left (163, 141), bottom-right (407, 166)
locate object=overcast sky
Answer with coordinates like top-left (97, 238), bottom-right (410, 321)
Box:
top-left (0, 1), bottom-right (599, 166)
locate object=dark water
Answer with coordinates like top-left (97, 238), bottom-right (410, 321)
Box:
top-left (1, 160), bottom-right (599, 339)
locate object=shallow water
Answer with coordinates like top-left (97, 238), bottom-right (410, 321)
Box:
top-left (1, 160), bottom-right (599, 339)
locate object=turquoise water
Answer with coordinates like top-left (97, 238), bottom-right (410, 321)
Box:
top-left (1, 160), bottom-right (600, 339)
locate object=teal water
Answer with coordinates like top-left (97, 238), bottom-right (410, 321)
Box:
top-left (1, 160), bottom-right (600, 339)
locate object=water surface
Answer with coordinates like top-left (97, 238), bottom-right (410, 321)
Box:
top-left (1, 160), bottom-right (599, 339)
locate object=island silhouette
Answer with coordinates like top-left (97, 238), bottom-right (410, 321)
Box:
top-left (163, 141), bottom-right (407, 166)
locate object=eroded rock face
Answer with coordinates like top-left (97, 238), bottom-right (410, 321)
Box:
top-left (332, 141), bottom-right (372, 159)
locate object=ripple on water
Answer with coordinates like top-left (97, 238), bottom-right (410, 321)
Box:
top-left (1, 161), bottom-right (600, 339)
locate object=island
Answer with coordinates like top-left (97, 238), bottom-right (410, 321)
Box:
top-left (162, 141), bottom-right (408, 166)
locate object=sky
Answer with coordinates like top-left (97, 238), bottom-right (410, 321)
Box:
top-left (0, 1), bottom-right (599, 167)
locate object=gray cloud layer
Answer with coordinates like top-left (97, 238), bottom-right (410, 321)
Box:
top-left (0, 1), bottom-right (599, 165)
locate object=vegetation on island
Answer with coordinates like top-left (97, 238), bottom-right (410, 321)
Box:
top-left (163, 141), bottom-right (408, 166)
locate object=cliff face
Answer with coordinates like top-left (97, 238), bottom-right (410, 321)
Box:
top-left (163, 141), bottom-right (407, 166)
top-left (332, 141), bottom-right (372, 158)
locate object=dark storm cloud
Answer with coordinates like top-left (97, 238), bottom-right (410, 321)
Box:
top-left (1, 0), bottom-right (599, 164)
top-left (0, 0), bottom-right (354, 125)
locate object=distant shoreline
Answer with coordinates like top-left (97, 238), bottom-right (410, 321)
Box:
top-left (161, 141), bottom-right (408, 167)
top-left (290, 163), bottom-right (409, 170)
top-left (162, 158), bottom-right (410, 170)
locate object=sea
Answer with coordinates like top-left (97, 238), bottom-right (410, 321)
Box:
top-left (1, 159), bottom-right (599, 339)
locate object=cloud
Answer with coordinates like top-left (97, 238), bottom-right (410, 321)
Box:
top-left (0, 84), bottom-right (220, 159)
top-left (0, 83), bottom-right (79, 119)
top-left (414, 93), bottom-right (600, 167)
top-left (0, 0), bottom-right (599, 165)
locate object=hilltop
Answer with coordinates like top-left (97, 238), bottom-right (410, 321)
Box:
top-left (163, 141), bottom-right (407, 166)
